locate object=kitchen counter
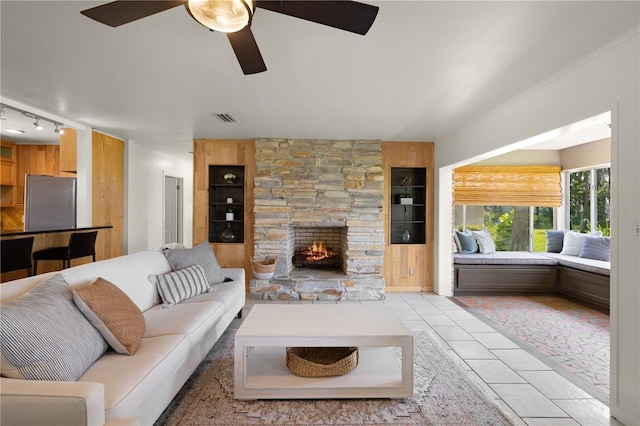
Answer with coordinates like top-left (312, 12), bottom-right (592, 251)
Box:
top-left (1, 225), bottom-right (112, 237)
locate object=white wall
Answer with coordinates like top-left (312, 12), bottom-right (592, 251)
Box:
top-left (127, 141), bottom-right (193, 254)
top-left (74, 128), bottom-right (92, 227)
top-left (434, 30), bottom-right (639, 424)
top-left (561, 138), bottom-right (611, 170)
top-left (474, 149), bottom-right (560, 166)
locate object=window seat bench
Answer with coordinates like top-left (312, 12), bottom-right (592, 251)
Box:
top-left (453, 251), bottom-right (610, 312)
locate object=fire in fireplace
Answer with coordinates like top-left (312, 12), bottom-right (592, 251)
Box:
top-left (293, 241), bottom-right (340, 269)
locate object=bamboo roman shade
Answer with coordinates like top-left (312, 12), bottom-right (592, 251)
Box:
top-left (453, 165), bottom-right (562, 207)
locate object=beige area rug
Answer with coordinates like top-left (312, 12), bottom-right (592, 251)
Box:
top-left (155, 329), bottom-right (511, 425)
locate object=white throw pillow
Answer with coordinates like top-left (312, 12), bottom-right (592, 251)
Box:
top-left (471, 228), bottom-right (496, 254)
top-left (560, 231), bottom-right (586, 256)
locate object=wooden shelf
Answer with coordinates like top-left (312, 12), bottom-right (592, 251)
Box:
top-left (209, 165), bottom-right (245, 243)
top-left (390, 167), bottom-right (427, 244)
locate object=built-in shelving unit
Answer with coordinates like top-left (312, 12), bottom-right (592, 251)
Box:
top-left (209, 165), bottom-right (245, 243)
top-left (382, 142), bottom-right (434, 292)
top-left (390, 167), bottom-right (427, 244)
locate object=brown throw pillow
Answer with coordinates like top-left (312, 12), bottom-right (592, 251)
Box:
top-left (73, 278), bottom-right (146, 355)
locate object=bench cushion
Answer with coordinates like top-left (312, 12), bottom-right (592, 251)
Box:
top-left (454, 251), bottom-right (558, 265)
top-left (544, 253), bottom-right (610, 276)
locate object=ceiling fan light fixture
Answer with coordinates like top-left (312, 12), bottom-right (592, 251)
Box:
top-left (187, 0), bottom-right (254, 33)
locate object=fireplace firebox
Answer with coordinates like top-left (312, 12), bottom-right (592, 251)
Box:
top-left (292, 226), bottom-right (346, 272)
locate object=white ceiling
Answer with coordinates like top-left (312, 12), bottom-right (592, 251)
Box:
top-left (1, 1), bottom-right (636, 159)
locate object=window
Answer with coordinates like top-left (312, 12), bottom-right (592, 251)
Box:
top-left (567, 166), bottom-right (610, 236)
top-left (456, 205), bottom-right (543, 252)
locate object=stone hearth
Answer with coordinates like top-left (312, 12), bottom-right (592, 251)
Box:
top-left (251, 139), bottom-right (385, 301)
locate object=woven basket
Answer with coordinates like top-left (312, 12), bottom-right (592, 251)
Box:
top-left (251, 257), bottom-right (278, 279)
top-left (286, 347), bottom-right (359, 377)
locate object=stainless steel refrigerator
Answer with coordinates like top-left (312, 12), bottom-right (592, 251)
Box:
top-left (24, 174), bottom-right (77, 232)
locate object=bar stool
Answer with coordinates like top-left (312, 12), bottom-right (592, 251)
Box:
top-left (1, 237), bottom-right (35, 276)
top-left (33, 231), bottom-right (98, 274)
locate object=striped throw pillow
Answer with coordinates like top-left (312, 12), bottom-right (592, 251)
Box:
top-left (0, 274), bottom-right (108, 381)
top-left (149, 264), bottom-right (209, 306)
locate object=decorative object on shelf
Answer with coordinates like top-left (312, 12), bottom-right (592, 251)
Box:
top-left (251, 256), bottom-right (278, 280)
top-left (399, 191), bottom-right (413, 205)
top-left (220, 223), bottom-right (238, 242)
top-left (224, 173), bottom-right (237, 184)
top-left (226, 208), bottom-right (234, 221)
top-left (401, 206), bottom-right (411, 242)
top-left (286, 346), bottom-right (359, 377)
top-left (226, 197), bottom-right (233, 204)
top-left (400, 176), bottom-right (413, 186)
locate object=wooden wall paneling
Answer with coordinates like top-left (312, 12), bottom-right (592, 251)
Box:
top-left (193, 139), bottom-right (255, 291)
top-left (59, 128), bottom-right (78, 173)
top-left (92, 131), bottom-right (124, 260)
top-left (382, 142), bottom-right (435, 292)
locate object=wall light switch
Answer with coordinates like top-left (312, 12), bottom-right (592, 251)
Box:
top-left (409, 267), bottom-right (414, 276)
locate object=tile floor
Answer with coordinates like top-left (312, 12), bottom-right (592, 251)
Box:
top-left (240, 293), bottom-right (621, 426)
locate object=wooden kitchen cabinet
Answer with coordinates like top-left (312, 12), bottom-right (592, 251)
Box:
top-left (1, 141), bottom-right (18, 207)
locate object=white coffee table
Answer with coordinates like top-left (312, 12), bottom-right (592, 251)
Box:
top-left (234, 304), bottom-right (413, 400)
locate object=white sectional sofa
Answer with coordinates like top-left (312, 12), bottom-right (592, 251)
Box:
top-left (0, 247), bottom-right (245, 426)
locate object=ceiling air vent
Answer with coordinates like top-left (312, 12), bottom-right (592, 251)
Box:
top-left (214, 113), bottom-right (238, 123)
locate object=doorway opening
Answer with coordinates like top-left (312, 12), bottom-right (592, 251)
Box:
top-left (164, 175), bottom-right (183, 244)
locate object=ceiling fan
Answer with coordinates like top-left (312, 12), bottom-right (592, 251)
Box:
top-left (80, 0), bottom-right (379, 75)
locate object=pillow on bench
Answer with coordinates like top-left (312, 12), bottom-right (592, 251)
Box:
top-left (579, 235), bottom-right (610, 261)
top-left (560, 231), bottom-right (587, 256)
top-left (545, 230), bottom-right (564, 253)
top-left (455, 230), bottom-right (478, 253)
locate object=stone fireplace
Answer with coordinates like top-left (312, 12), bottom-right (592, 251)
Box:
top-left (250, 139), bottom-right (385, 301)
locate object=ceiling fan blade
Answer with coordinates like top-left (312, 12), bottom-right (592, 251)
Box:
top-left (257, 1), bottom-right (379, 35)
top-left (80, 1), bottom-right (186, 27)
top-left (227, 27), bottom-right (267, 75)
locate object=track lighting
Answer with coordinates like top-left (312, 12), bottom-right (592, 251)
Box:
top-left (0, 103), bottom-right (65, 135)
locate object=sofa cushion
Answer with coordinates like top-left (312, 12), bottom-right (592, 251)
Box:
top-left (79, 334), bottom-right (189, 422)
top-left (471, 228), bottom-right (496, 254)
top-left (579, 235), bottom-right (610, 261)
top-left (545, 230), bottom-right (565, 253)
top-left (149, 264), bottom-right (209, 306)
top-left (560, 231), bottom-right (587, 256)
top-left (163, 242), bottom-right (225, 287)
top-left (455, 230), bottom-right (478, 253)
top-left (0, 274), bottom-right (107, 381)
top-left (73, 278), bottom-right (146, 355)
